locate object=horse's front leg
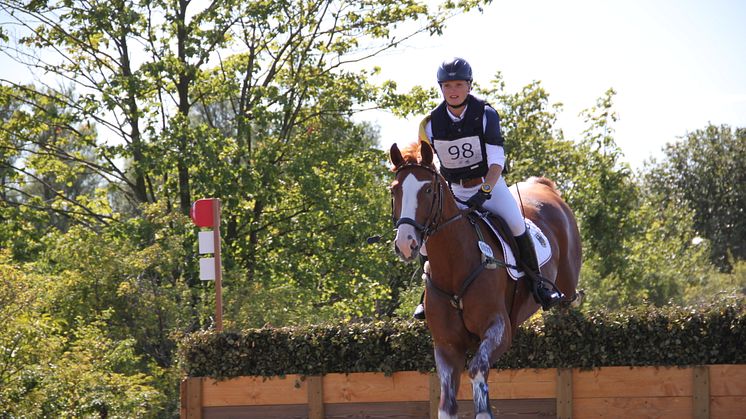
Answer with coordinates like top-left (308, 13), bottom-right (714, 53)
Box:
top-left (434, 344), bottom-right (465, 419)
top-left (468, 316), bottom-right (510, 419)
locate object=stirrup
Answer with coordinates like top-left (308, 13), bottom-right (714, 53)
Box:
top-left (528, 272), bottom-right (565, 311)
top-left (537, 287), bottom-right (564, 311)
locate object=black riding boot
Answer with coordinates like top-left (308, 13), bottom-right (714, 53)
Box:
top-left (514, 231), bottom-right (564, 311)
top-left (412, 255), bottom-right (428, 320)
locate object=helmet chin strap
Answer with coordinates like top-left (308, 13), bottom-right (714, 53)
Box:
top-left (448, 99), bottom-right (468, 109)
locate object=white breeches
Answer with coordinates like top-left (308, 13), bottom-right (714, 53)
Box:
top-left (452, 177), bottom-right (526, 236)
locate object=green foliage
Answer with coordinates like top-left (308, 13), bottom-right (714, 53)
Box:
top-left (1, 1), bottom-right (493, 413)
top-left (23, 315), bottom-right (165, 418)
top-left (610, 189), bottom-right (714, 307)
top-left (2, 0), bottom-right (743, 414)
top-left (477, 75), bottom-right (574, 185)
top-left (179, 299), bottom-right (746, 378)
top-left (572, 89), bottom-right (638, 278)
top-left (478, 78), bottom-right (646, 309)
top-left (684, 260), bottom-right (746, 305)
top-left (0, 252), bottom-right (165, 417)
top-left (641, 124), bottom-right (746, 271)
top-left (178, 320), bottom-right (433, 378)
top-left (38, 203), bottom-right (200, 366)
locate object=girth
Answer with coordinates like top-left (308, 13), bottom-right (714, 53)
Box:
top-left (424, 212), bottom-right (524, 339)
top-left (424, 213), bottom-right (506, 312)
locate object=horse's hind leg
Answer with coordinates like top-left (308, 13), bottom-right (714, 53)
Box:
top-left (434, 345), bottom-right (464, 419)
top-left (469, 316), bottom-right (509, 419)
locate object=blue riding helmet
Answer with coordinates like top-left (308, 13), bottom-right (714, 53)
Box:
top-left (437, 58), bottom-right (473, 83)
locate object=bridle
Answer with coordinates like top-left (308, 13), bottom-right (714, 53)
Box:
top-left (391, 162), bottom-right (464, 241)
top-left (392, 161), bottom-right (518, 331)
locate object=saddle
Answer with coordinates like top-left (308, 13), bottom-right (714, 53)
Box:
top-left (470, 211), bottom-right (552, 281)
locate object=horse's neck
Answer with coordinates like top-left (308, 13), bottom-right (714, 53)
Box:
top-left (426, 193), bottom-right (481, 280)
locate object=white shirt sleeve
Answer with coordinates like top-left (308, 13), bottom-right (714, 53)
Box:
top-left (483, 114), bottom-right (505, 168)
top-left (486, 144), bottom-right (506, 168)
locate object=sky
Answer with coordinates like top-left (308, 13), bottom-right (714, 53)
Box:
top-left (357, 0), bottom-right (746, 169)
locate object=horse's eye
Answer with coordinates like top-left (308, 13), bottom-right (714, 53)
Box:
top-left (425, 187), bottom-right (433, 194)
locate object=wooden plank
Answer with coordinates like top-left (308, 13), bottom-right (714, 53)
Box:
top-left (190, 365), bottom-right (745, 415)
top-left (184, 378), bottom-right (203, 419)
top-left (692, 366), bottom-right (709, 419)
top-left (711, 396), bottom-right (746, 418)
top-left (324, 401), bottom-right (430, 418)
top-left (456, 398), bottom-right (555, 418)
top-left (201, 375), bottom-right (307, 407)
top-left (323, 371), bottom-right (431, 404)
top-left (429, 373), bottom-right (439, 419)
top-left (557, 368), bottom-right (572, 419)
top-left (573, 396), bottom-right (693, 419)
top-left (709, 364), bottom-right (746, 396)
top-left (574, 366), bottom-right (693, 398)
top-left (203, 404), bottom-right (307, 419)
top-left (456, 368), bottom-right (557, 400)
top-left (307, 375), bottom-right (324, 419)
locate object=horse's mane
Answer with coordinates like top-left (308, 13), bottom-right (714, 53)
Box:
top-left (399, 141), bottom-right (421, 164)
top-left (390, 141), bottom-right (424, 172)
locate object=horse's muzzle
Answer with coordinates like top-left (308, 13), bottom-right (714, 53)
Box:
top-left (394, 226), bottom-right (420, 262)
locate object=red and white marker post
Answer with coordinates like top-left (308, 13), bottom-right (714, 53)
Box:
top-left (190, 198), bottom-right (223, 332)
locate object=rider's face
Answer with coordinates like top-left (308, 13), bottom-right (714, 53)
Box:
top-left (440, 80), bottom-right (471, 107)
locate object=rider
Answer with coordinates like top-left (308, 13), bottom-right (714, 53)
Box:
top-left (412, 57), bottom-right (564, 319)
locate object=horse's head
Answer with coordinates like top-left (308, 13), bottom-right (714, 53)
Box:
top-left (389, 141), bottom-right (442, 262)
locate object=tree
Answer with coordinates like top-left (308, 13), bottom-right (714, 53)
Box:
top-left (1, 86), bottom-right (105, 260)
top-left (0, 0), bottom-right (496, 334)
top-left (476, 73), bottom-right (581, 190)
top-left (0, 251), bottom-right (165, 417)
top-left (572, 88), bottom-right (638, 280)
top-left (621, 190), bottom-right (714, 306)
top-left (478, 79), bottom-right (663, 308)
top-left (642, 124), bottom-right (746, 272)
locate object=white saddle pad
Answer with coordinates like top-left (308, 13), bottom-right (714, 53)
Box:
top-left (479, 216), bottom-right (552, 280)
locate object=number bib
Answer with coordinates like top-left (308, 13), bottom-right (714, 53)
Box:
top-left (432, 136), bottom-right (484, 170)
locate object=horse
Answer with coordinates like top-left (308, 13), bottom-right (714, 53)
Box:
top-left (389, 141), bottom-right (581, 418)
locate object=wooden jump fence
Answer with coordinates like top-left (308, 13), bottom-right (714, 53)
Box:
top-left (181, 364), bottom-right (745, 418)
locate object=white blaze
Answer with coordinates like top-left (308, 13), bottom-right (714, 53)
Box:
top-left (394, 174), bottom-right (429, 260)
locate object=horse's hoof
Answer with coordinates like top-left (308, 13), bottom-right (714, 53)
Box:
top-left (572, 290), bottom-right (585, 307)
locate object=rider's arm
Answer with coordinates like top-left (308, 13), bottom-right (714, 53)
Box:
top-left (483, 107), bottom-right (505, 189)
top-left (484, 145), bottom-right (504, 188)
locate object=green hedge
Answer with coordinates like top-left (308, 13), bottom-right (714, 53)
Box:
top-left (178, 300), bottom-right (745, 379)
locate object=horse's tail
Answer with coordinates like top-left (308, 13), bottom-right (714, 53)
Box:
top-left (525, 176), bottom-right (561, 196)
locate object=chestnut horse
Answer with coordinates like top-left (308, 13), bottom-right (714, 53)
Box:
top-left (390, 141), bottom-right (581, 418)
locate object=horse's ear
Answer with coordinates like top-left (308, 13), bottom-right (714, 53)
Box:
top-left (420, 141), bottom-right (434, 166)
top-left (390, 143), bottom-right (404, 168)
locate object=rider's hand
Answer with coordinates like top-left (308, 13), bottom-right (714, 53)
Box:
top-left (466, 190), bottom-right (491, 209)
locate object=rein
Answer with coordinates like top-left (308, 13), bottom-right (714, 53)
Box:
top-left (393, 162), bottom-right (512, 328)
